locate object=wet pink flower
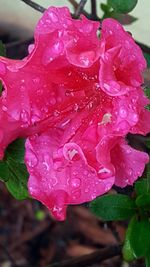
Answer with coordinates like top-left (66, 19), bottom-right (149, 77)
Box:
top-left (0, 7), bottom-right (150, 220)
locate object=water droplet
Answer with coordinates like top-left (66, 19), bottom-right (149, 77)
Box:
top-left (73, 103), bottom-right (79, 112)
top-left (131, 113), bottom-right (138, 123)
top-left (0, 62), bottom-right (6, 75)
top-left (26, 150), bottom-right (38, 168)
top-left (42, 161), bottom-right (50, 171)
top-left (127, 168), bottom-right (133, 176)
top-left (48, 10), bottom-right (59, 22)
top-left (33, 77), bottom-right (40, 84)
top-left (70, 178), bottom-right (81, 188)
top-left (67, 148), bottom-right (78, 161)
top-left (51, 177), bottom-right (57, 186)
top-left (20, 109), bottom-right (30, 123)
top-left (98, 167), bottom-right (111, 179)
top-left (72, 189), bottom-right (81, 199)
top-left (2, 105), bottom-right (7, 111)
top-left (119, 107), bottom-right (127, 118)
top-left (53, 110), bottom-right (60, 117)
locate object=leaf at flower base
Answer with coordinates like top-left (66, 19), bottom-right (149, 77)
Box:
top-left (6, 138), bottom-right (25, 163)
top-left (122, 219), bottom-right (136, 262)
top-left (135, 179), bottom-right (148, 196)
top-left (90, 194), bottom-right (136, 221)
top-left (146, 255), bottom-right (150, 267)
top-left (111, 13), bottom-right (138, 25)
top-left (128, 216), bottom-right (150, 258)
top-left (6, 159), bottom-right (29, 200)
top-left (136, 193), bottom-right (150, 208)
top-left (0, 41), bottom-right (6, 93)
top-left (144, 53), bottom-right (150, 68)
top-left (145, 87), bottom-right (150, 99)
top-left (108, 0), bottom-right (138, 14)
top-left (0, 161), bottom-right (9, 182)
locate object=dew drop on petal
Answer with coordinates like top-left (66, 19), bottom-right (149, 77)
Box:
top-left (119, 107), bottom-right (127, 118)
top-left (0, 62), bottom-right (6, 75)
top-left (26, 149), bottom-right (38, 168)
top-left (48, 10), bottom-right (59, 22)
top-left (70, 178), bottom-right (81, 188)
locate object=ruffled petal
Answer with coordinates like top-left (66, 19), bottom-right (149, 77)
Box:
top-left (25, 129), bottom-right (114, 220)
top-left (96, 135), bottom-right (149, 187)
top-left (99, 18), bottom-right (146, 96)
top-left (111, 141), bottom-right (149, 187)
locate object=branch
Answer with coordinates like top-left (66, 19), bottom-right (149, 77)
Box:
top-left (20, 0), bottom-right (46, 13)
top-left (47, 245), bottom-right (121, 267)
top-left (68, 0), bottom-right (78, 10)
top-left (91, 0), bottom-right (97, 18)
top-left (75, 0), bottom-right (88, 18)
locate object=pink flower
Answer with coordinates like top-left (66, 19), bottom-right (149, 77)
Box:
top-left (0, 7), bottom-right (149, 220)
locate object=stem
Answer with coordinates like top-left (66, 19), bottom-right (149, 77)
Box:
top-left (20, 0), bottom-right (46, 13)
top-left (47, 245), bottom-right (121, 267)
top-left (91, 0), bottom-right (97, 18)
top-left (75, 0), bottom-right (88, 18)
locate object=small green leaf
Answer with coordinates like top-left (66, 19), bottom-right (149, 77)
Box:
top-left (144, 53), bottom-right (150, 68)
top-left (0, 161), bottom-right (9, 182)
top-left (6, 159), bottom-right (29, 200)
top-left (136, 193), bottom-right (150, 208)
top-left (145, 87), bottom-right (150, 99)
top-left (110, 12), bottom-right (137, 25)
top-left (122, 219), bottom-right (136, 262)
top-left (146, 255), bottom-right (150, 267)
top-left (108, 0), bottom-right (138, 14)
top-left (0, 41), bottom-right (6, 56)
top-left (90, 194), bottom-right (136, 221)
top-left (6, 138), bottom-right (25, 163)
top-left (135, 179), bottom-right (148, 196)
top-left (129, 216), bottom-right (150, 258)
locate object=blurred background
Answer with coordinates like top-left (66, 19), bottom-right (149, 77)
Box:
top-left (0, 0), bottom-right (149, 45)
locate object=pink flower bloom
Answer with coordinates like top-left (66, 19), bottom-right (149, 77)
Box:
top-left (0, 7), bottom-right (149, 220)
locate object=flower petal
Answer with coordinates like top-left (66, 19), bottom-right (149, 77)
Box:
top-left (25, 129), bottom-right (114, 220)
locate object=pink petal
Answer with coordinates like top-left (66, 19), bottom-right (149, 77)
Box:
top-left (99, 18), bottom-right (146, 96)
top-left (96, 135), bottom-right (149, 187)
top-left (0, 7), bottom-right (101, 158)
top-left (111, 142), bottom-right (149, 187)
top-left (25, 129), bottom-right (114, 220)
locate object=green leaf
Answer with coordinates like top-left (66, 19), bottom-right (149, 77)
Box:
top-left (122, 219), bottom-right (136, 262)
top-left (0, 161), bottom-right (9, 182)
top-left (6, 159), bottom-right (29, 200)
top-left (90, 194), bottom-right (136, 221)
top-left (145, 87), bottom-right (150, 99)
top-left (136, 193), bottom-right (150, 208)
top-left (108, 0), bottom-right (138, 14)
top-left (110, 12), bottom-right (137, 25)
top-left (0, 41), bottom-right (6, 94)
top-left (146, 255), bottom-right (150, 267)
top-left (144, 53), bottom-right (150, 68)
top-left (6, 138), bottom-right (25, 163)
top-left (129, 216), bottom-right (150, 258)
top-left (135, 179), bottom-right (148, 196)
